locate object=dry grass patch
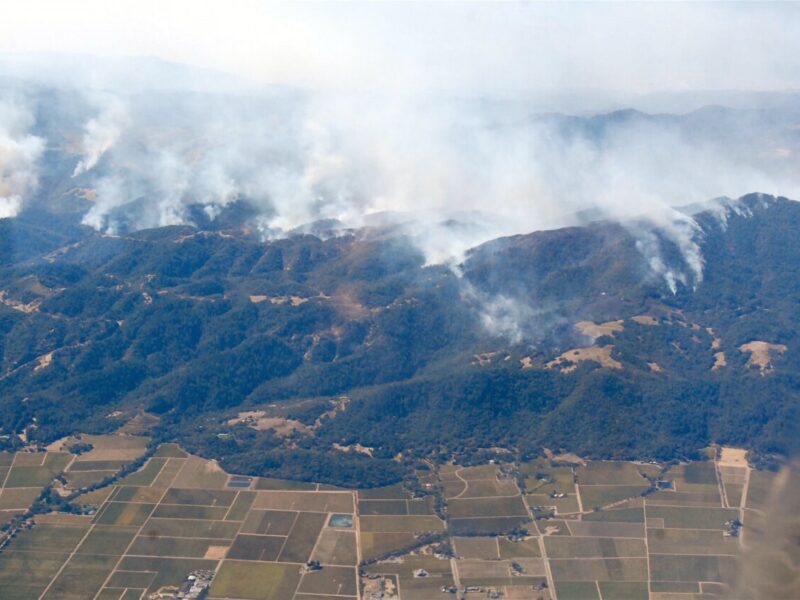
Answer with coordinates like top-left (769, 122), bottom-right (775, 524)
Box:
top-left (252, 490), bottom-right (354, 512)
top-left (169, 455), bottom-right (228, 489)
top-left (453, 536), bottom-right (499, 559)
top-left (739, 340), bottom-right (787, 374)
top-left (718, 447), bottom-right (748, 467)
top-left (547, 345), bottom-right (622, 373)
top-left (575, 320), bottom-right (624, 341)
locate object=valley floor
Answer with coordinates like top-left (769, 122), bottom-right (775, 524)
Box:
top-left (0, 436), bottom-right (781, 600)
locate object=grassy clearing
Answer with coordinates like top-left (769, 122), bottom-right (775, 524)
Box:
top-left (647, 528), bottom-right (739, 555)
top-left (565, 521), bottom-right (644, 538)
top-left (76, 525), bottom-right (139, 555)
top-left (160, 487), bottom-right (236, 507)
top-left (169, 456), bottom-right (228, 490)
top-left (150, 458), bottom-right (185, 488)
top-left (549, 557), bottom-right (649, 581)
top-left (64, 470), bottom-right (116, 489)
top-left (5, 523), bottom-right (88, 552)
top-left (650, 581), bottom-right (701, 592)
top-left (74, 485), bottom-right (115, 508)
top-left (209, 560), bottom-right (302, 600)
top-left (140, 517), bottom-right (240, 539)
top-left (449, 516), bottom-right (530, 535)
top-left (554, 581), bottom-right (601, 600)
top-left (255, 477), bottom-right (317, 491)
top-left (358, 499), bottom-right (408, 515)
top-left (106, 570), bottom-right (157, 589)
top-left (0, 487), bottom-right (41, 510)
top-left (580, 485), bottom-right (649, 509)
top-left (724, 482), bottom-right (744, 507)
top-left (94, 502), bottom-right (155, 527)
top-left (117, 458), bottom-right (167, 487)
top-left (359, 531), bottom-right (416, 560)
top-left (0, 551), bottom-right (73, 599)
top-left (111, 486), bottom-right (165, 503)
top-left (151, 504), bottom-right (228, 520)
top-left (649, 554), bottom-right (738, 583)
top-left (252, 490), bottom-right (354, 512)
top-left (128, 535), bottom-right (221, 558)
top-left (453, 536), bottom-right (499, 559)
top-left (359, 515), bottom-right (445, 533)
top-left (69, 460), bottom-right (128, 472)
top-left (447, 496), bottom-right (527, 518)
top-left (310, 529), bottom-right (358, 565)
top-left (583, 508), bottom-right (644, 523)
top-left (241, 509), bottom-right (297, 535)
top-left (227, 534), bottom-right (284, 561)
top-left (527, 492), bottom-right (581, 514)
top-left (41, 553), bottom-right (118, 600)
top-left (153, 443), bottom-right (188, 458)
top-left (296, 565), bottom-right (357, 596)
top-left (4, 453), bottom-right (71, 487)
top-left (544, 536), bottom-right (647, 559)
top-left (278, 511), bottom-right (327, 563)
top-left (644, 490), bottom-right (722, 506)
top-left (644, 506), bottom-right (738, 529)
top-left (576, 461), bottom-right (658, 485)
top-left (225, 490), bottom-right (256, 521)
top-left (598, 581), bottom-right (649, 600)
top-left (357, 482), bottom-right (410, 500)
top-left (498, 536), bottom-right (541, 558)
top-left (745, 469), bottom-right (777, 511)
top-left (117, 556), bottom-right (217, 592)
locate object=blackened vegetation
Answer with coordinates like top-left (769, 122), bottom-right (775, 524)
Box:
top-left (0, 195), bottom-right (798, 486)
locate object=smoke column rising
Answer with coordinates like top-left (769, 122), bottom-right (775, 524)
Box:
top-left (0, 97), bottom-right (44, 218)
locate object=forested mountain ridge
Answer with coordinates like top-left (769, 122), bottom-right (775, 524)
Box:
top-left (0, 193), bottom-right (797, 486)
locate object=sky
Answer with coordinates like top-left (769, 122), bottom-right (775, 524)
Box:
top-left (1, 2), bottom-right (799, 96)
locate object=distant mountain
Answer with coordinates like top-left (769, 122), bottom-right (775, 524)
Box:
top-left (0, 193), bottom-right (797, 486)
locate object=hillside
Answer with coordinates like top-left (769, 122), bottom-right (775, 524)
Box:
top-left (0, 194), bottom-right (798, 486)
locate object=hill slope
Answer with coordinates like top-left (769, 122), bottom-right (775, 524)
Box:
top-left (0, 194), bottom-right (797, 485)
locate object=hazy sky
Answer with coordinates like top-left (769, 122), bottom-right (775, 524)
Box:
top-left (1, 1), bottom-right (799, 95)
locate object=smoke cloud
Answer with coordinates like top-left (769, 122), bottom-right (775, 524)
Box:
top-left (68, 92), bottom-right (800, 289)
top-left (72, 93), bottom-right (128, 177)
top-left (0, 97), bottom-right (44, 219)
top-left (1, 3), bottom-right (799, 337)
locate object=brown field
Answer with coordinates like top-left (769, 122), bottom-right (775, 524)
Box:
top-left (575, 319), bottom-right (625, 341)
top-left (453, 536), bottom-right (500, 559)
top-left (739, 340), bottom-right (787, 373)
top-left (546, 344), bottom-right (623, 372)
top-left (360, 514), bottom-right (445, 533)
top-left (310, 529), bottom-right (358, 565)
top-left (252, 490), bottom-right (354, 512)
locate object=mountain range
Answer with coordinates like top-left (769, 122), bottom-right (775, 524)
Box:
top-left (0, 191), bottom-right (798, 486)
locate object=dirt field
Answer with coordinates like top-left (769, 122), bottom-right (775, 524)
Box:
top-left (546, 345), bottom-right (623, 373)
top-left (739, 340), bottom-right (787, 373)
top-left (575, 319), bottom-right (625, 341)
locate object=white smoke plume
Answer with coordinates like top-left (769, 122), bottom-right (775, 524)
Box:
top-left (72, 92), bottom-right (800, 292)
top-left (0, 97), bottom-right (44, 219)
top-left (72, 93), bottom-right (129, 177)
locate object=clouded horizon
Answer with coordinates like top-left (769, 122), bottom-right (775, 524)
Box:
top-left (1, 1), bottom-right (800, 298)
top-left (1, 2), bottom-right (799, 98)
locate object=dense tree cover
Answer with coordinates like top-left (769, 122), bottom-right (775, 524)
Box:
top-left (0, 194), bottom-right (798, 485)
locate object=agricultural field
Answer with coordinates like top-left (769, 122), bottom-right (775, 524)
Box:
top-left (0, 451), bottom-right (72, 525)
top-left (0, 443), bottom-right (779, 599)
